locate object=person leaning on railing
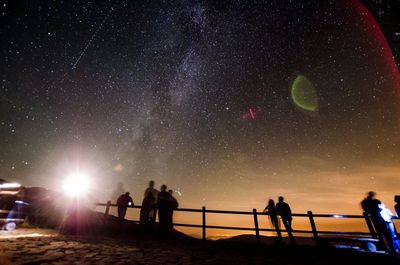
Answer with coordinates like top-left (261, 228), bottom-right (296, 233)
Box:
top-left (117, 192), bottom-right (134, 220)
top-left (263, 199), bottom-right (280, 230)
top-left (276, 196), bottom-right (292, 231)
top-left (361, 191), bottom-right (400, 254)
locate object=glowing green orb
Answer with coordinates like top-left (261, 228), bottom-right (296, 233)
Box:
top-left (291, 75), bottom-right (318, 111)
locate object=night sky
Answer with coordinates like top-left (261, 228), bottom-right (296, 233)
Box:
top-left (1, 0), bottom-right (400, 217)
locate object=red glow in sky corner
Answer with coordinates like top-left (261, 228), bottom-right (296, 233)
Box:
top-left (353, 0), bottom-right (400, 92)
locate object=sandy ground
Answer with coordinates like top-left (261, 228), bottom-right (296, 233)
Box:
top-left (0, 228), bottom-right (399, 265)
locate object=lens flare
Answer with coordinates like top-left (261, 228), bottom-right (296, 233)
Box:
top-left (291, 75), bottom-right (318, 112)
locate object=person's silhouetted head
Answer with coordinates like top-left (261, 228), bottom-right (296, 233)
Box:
top-left (278, 196), bottom-right (284, 203)
top-left (161, 185), bottom-right (167, 191)
top-left (367, 191), bottom-right (376, 199)
top-left (149, 180), bottom-right (155, 188)
top-left (125, 192), bottom-right (130, 196)
top-left (268, 199), bottom-right (275, 207)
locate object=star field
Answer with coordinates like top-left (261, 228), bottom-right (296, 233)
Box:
top-left (1, 0), bottom-right (399, 215)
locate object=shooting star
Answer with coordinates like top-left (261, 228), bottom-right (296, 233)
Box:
top-left (72, 1), bottom-right (120, 70)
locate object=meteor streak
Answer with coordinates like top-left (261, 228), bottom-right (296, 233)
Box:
top-left (72, 1), bottom-right (121, 69)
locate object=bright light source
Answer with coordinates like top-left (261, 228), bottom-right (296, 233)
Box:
top-left (333, 214), bottom-right (343, 218)
top-left (62, 172), bottom-right (90, 197)
top-left (0, 182), bottom-right (21, 189)
top-left (15, 200), bottom-right (29, 205)
top-left (5, 222), bottom-right (16, 231)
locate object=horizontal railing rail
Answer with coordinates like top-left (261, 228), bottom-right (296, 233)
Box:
top-left (95, 203), bottom-right (400, 218)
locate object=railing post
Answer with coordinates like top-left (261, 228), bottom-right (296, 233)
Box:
top-left (307, 210), bottom-right (318, 242)
top-left (104, 200), bottom-right (111, 218)
top-left (253, 209), bottom-right (261, 244)
top-left (363, 212), bottom-right (377, 238)
top-left (202, 206), bottom-right (206, 240)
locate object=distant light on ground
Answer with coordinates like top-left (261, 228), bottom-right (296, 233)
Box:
top-left (0, 229), bottom-right (57, 239)
top-left (62, 172), bottom-right (90, 198)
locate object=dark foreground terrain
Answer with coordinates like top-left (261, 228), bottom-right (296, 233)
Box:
top-left (0, 229), bottom-right (399, 265)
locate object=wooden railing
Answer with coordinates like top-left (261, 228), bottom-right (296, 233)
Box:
top-left (96, 201), bottom-right (400, 243)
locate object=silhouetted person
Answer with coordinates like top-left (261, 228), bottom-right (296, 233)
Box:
top-left (144, 180), bottom-right (159, 223)
top-left (276, 196), bottom-right (292, 230)
top-left (157, 185), bottom-right (172, 235)
top-left (263, 199), bottom-right (280, 231)
top-left (140, 191), bottom-right (155, 228)
top-left (117, 192), bottom-right (133, 220)
top-left (144, 180), bottom-right (160, 198)
top-left (395, 196), bottom-right (400, 217)
top-left (168, 189), bottom-right (179, 231)
top-left (276, 196), bottom-right (295, 244)
top-left (361, 191), bottom-right (399, 254)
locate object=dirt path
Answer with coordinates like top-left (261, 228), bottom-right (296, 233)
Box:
top-left (0, 229), bottom-right (398, 265)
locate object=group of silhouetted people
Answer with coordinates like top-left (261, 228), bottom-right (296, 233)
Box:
top-left (262, 193), bottom-right (400, 253)
top-left (116, 180), bottom-right (178, 235)
top-left (361, 191), bottom-right (400, 254)
top-left (115, 186), bottom-right (399, 253)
